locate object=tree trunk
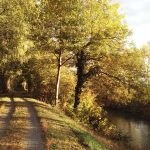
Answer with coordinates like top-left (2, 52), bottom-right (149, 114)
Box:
top-left (54, 53), bottom-right (62, 105)
top-left (74, 50), bottom-right (85, 109)
top-left (27, 74), bottom-right (32, 93)
top-left (0, 74), bottom-right (7, 93)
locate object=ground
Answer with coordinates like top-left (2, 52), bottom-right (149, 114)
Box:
top-left (0, 97), bottom-right (114, 150)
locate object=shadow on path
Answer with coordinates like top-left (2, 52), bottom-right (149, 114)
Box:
top-left (23, 98), bottom-right (44, 150)
top-left (0, 97), bottom-right (15, 137)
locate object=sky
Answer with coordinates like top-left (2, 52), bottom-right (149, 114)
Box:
top-left (115, 0), bottom-right (150, 48)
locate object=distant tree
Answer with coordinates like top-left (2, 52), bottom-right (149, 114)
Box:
top-left (0, 0), bottom-right (37, 93)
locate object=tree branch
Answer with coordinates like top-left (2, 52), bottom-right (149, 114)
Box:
top-left (61, 55), bottom-right (75, 66)
top-left (53, 53), bottom-right (59, 60)
top-left (100, 71), bottom-right (126, 85)
top-left (0, 8), bottom-right (6, 15)
top-left (79, 33), bottom-right (121, 54)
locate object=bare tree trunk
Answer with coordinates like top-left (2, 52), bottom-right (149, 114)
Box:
top-left (0, 74), bottom-right (7, 93)
top-left (54, 53), bottom-right (62, 105)
top-left (74, 50), bottom-right (85, 109)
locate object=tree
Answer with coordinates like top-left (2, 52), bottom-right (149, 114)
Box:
top-left (0, 0), bottom-right (38, 93)
top-left (30, 0), bottom-right (82, 105)
top-left (70, 0), bottom-right (129, 109)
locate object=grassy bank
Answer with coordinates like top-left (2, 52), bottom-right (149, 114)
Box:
top-left (26, 98), bottom-right (119, 150)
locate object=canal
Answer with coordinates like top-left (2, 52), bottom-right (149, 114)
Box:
top-left (107, 110), bottom-right (150, 150)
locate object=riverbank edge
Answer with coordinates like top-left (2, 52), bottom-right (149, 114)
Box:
top-left (103, 101), bottom-right (150, 121)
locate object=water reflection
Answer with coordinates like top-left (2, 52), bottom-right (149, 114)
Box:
top-left (107, 110), bottom-right (150, 150)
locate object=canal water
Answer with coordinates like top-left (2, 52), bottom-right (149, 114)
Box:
top-left (107, 110), bottom-right (150, 150)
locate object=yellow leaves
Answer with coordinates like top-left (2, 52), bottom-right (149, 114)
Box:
top-left (80, 88), bottom-right (96, 108)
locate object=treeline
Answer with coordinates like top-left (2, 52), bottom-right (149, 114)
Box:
top-left (0, 0), bottom-right (150, 138)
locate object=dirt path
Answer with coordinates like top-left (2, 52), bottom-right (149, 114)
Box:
top-left (0, 97), bottom-right (15, 137)
top-left (23, 99), bottom-right (44, 150)
top-left (0, 97), bottom-right (109, 150)
top-left (0, 97), bottom-right (44, 149)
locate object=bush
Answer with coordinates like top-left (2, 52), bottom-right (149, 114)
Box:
top-left (75, 89), bottom-right (123, 140)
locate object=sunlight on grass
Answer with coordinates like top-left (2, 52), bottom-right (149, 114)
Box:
top-left (74, 130), bottom-right (108, 150)
top-left (26, 98), bottom-right (108, 150)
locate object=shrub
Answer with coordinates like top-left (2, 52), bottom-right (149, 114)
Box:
top-left (75, 89), bottom-right (123, 140)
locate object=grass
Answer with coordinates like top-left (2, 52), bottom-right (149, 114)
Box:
top-left (26, 98), bottom-right (109, 150)
top-left (71, 129), bottom-right (107, 150)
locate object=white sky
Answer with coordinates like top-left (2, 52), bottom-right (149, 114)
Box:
top-left (115, 0), bottom-right (150, 48)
